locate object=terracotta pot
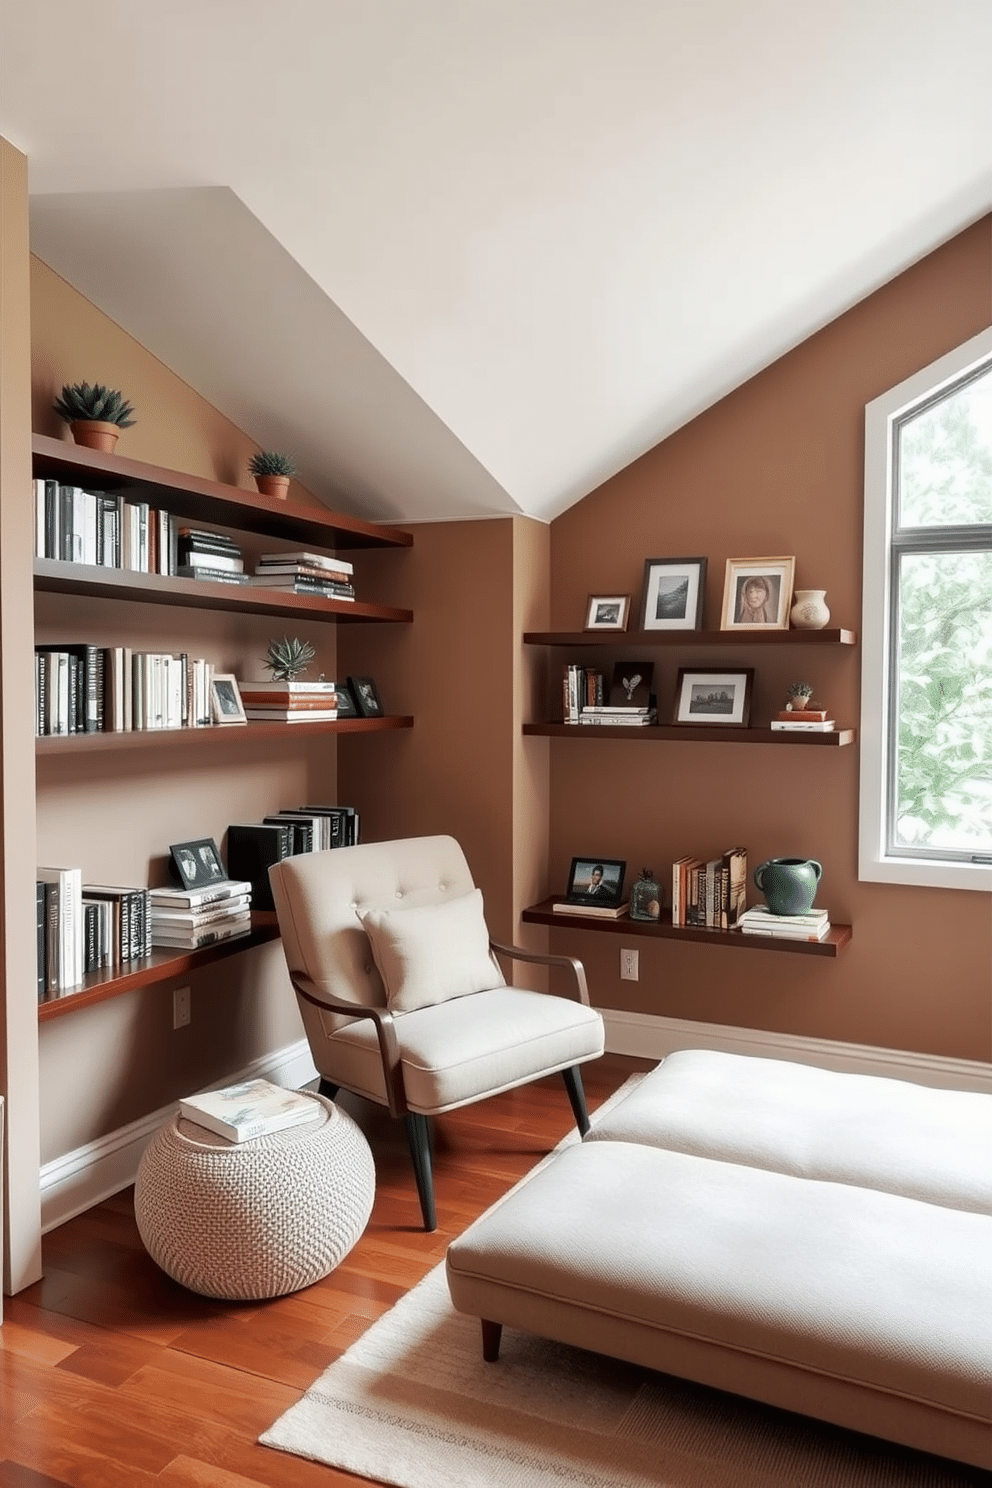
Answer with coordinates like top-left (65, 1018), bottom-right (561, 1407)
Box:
top-left (255, 474), bottom-right (290, 501)
top-left (70, 419), bottom-right (120, 453)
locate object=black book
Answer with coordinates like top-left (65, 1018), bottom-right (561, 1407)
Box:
top-left (226, 823), bottom-right (295, 910)
top-left (263, 815), bottom-right (314, 854)
top-left (36, 881), bottom-right (46, 998)
top-left (83, 902), bottom-right (99, 974)
top-left (298, 804), bottom-right (360, 847)
top-left (42, 478), bottom-right (60, 560)
top-left (35, 644), bottom-right (106, 733)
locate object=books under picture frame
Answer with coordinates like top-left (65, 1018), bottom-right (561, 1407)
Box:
top-left (673, 668), bottom-right (754, 728)
top-left (564, 856), bottom-right (627, 908)
top-left (720, 556), bottom-right (795, 631)
top-left (640, 557), bottom-right (707, 631)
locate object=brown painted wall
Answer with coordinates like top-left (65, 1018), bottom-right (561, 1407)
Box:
top-left (548, 219), bottom-right (992, 1062)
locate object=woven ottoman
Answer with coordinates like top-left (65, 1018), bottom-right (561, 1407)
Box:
top-left (135, 1093), bottom-right (374, 1299)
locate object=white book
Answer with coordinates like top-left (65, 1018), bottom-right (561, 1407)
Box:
top-left (37, 865), bottom-right (84, 990)
top-left (739, 905), bottom-right (829, 926)
top-left (150, 879), bottom-right (253, 908)
top-left (257, 550), bottom-right (354, 575)
top-left (239, 680), bottom-right (338, 694)
top-left (151, 916), bottom-right (253, 949)
top-left (552, 900), bottom-right (630, 918)
top-left (150, 895), bottom-right (251, 925)
top-left (769, 720), bottom-right (837, 731)
top-left (178, 1079), bottom-right (321, 1142)
top-left (741, 921), bottom-right (831, 940)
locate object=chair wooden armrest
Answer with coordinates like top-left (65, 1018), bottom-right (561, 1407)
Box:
top-left (289, 971), bottom-right (409, 1117)
top-left (488, 938), bottom-right (591, 1006)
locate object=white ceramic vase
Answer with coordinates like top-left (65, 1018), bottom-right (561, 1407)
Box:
top-left (790, 589), bottom-right (830, 630)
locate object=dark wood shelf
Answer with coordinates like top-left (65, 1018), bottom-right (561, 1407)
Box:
top-left (32, 434), bottom-right (411, 550)
top-left (523, 628), bottom-right (856, 647)
top-left (522, 898), bottom-right (851, 957)
top-left (36, 714), bottom-right (413, 756)
top-left (524, 722), bottom-right (855, 746)
top-left (34, 558), bottom-right (412, 624)
top-left (37, 915), bottom-right (282, 1022)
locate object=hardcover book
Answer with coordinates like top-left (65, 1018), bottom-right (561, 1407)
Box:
top-left (178, 1078), bottom-right (321, 1142)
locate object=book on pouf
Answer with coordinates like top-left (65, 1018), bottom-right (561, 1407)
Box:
top-left (178, 1078), bottom-right (321, 1142)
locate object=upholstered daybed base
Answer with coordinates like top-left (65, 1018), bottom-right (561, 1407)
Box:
top-left (445, 1051), bottom-right (992, 1470)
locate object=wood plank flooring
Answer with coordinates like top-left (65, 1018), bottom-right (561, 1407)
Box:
top-left (1, 1054), bottom-right (650, 1487)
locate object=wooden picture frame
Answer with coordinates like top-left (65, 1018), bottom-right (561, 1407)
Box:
top-left (348, 676), bottom-right (384, 718)
top-left (169, 837), bottom-right (228, 889)
top-left (673, 668), bottom-right (754, 727)
top-left (210, 673), bottom-right (247, 725)
top-left (584, 594), bottom-right (631, 631)
top-left (640, 557), bottom-right (707, 631)
top-left (720, 556), bottom-right (795, 631)
top-left (564, 856), bottom-right (627, 907)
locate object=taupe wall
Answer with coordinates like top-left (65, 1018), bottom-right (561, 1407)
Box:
top-left (548, 218), bottom-right (992, 1062)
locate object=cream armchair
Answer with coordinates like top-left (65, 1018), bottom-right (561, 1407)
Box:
top-left (269, 835), bottom-right (605, 1230)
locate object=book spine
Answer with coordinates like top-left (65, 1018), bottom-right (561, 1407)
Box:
top-left (36, 881), bottom-right (46, 998)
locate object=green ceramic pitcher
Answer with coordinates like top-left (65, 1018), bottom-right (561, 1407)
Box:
top-left (753, 857), bottom-right (822, 915)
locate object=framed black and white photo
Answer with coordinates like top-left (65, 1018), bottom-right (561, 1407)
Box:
top-left (673, 668), bottom-right (754, 727)
top-left (720, 556), bottom-right (795, 631)
top-left (347, 676), bottom-right (384, 718)
top-left (639, 557), bottom-right (707, 631)
top-left (169, 837), bottom-right (228, 889)
top-left (210, 673), bottom-right (247, 725)
top-left (584, 594), bottom-right (631, 632)
top-left (564, 856), bottom-right (627, 907)
top-left (334, 681), bottom-right (359, 719)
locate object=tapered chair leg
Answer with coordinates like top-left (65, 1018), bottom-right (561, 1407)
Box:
top-left (405, 1112), bottom-right (437, 1231)
top-left (318, 1078), bottom-right (339, 1101)
top-left (561, 1065), bottom-right (591, 1137)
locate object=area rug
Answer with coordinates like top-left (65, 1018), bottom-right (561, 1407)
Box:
top-left (261, 1080), bottom-right (978, 1488)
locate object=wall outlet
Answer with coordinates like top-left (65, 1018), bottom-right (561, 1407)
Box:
top-left (173, 985), bottom-right (191, 1029)
top-left (620, 948), bottom-right (639, 981)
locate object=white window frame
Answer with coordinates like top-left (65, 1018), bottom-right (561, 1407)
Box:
top-left (860, 325), bottom-right (992, 893)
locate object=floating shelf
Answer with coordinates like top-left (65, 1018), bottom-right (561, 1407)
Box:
top-left (524, 722), bottom-right (855, 746)
top-left (37, 915), bottom-right (282, 1022)
top-left (32, 434), bottom-right (411, 550)
top-left (523, 629), bottom-right (856, 647)
top-left (522, 899), bottom-right (851, 957)
top-left (34, 558), bottom-right (412, 625)
top-left (35, 715), bottom-right (413, 756)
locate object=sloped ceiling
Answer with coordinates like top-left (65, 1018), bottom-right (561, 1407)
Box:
top-left (3, 2), bottom-right (992, 524)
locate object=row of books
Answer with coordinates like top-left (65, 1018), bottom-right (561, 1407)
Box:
top-left (35, 645), bottom-right (215, 735)
top-left (37, 869), bottom-right (154, 996)
top-left (562, 663), bottom-right (658, 726)
top-left (671, 848), bottom-right (748, 929)
top-left (227, 805), bottom-right (361, 909)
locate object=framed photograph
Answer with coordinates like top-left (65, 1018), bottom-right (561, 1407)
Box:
top-left (210, 673), bottom-right (247, 725)
top-left (565, 856), bottom-right (627, 907)
top-left (608, 661), bottom-right (654, 709)
top-left (584, 594), bottom-right (631, 632)
top-left (639, 557), bottom-right (707, 631)
top-left (720, 556), bottom-right (795, 630)
top-left (169, 837), bottom-right (228, 889)
top-left (348, 676), bottom-right (384, 718)
top-left (673, 668), bottom-right (754, 727)
top-left (334, 681), bottom-right (359, 719)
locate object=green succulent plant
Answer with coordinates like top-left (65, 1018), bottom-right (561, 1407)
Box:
top-left (53, 381), bottom-right (137, 428)
top-left (264, 636), bottom-right (315, 681)
top-left (249, 450), bottom-right (297, 478)
top-left (787, 681), bottom-right (815, 703)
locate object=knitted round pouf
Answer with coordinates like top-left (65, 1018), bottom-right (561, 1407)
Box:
top-left (134, 1095), bottom-right (374, 1299)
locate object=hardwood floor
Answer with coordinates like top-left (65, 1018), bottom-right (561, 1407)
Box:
top-left (0, 1054), bottom-right (650, 1487)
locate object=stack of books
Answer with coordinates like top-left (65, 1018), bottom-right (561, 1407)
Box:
top-left (579, 705), bottom-right (657, 727)
top-left (149, 878), bottom-right (253, 949)
top-left (769, 708), bottom-right (836, 733)
top-left (239, 679), bottom-right (338, 722)
top-left (178, 1078), bottom-right (322, 1143)
top-left (738, 905), bottom-right (832, 941)
top-left (248, 551), bottom-right (355, 601)
top-left (176, 528), bottom-right (248, 584)
top-left (672, 848), bottom-right (747, 929)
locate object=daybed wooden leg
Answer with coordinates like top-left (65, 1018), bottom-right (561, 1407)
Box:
top-left (561, 1065), bottom-right (591, 1136)
top-left (482, 1319), bottom-right (503, 1362)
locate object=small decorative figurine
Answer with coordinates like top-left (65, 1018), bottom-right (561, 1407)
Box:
top-left (629, 867), bottom-right (661, 921)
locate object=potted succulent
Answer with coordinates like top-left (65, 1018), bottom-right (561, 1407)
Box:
top-left (785, 681), bottom-right (815, 711)
top-left (53, 381), bottom-right (136, 453)
top-left (264, 636), bottom-right (315, 681)
top-left (249, 450), bottom-right (297, 501)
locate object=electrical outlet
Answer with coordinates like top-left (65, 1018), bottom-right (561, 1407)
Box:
top-left (173, 985), bottom-right (191, 1029)
top-left (620, 948), bottom-right (639, 981)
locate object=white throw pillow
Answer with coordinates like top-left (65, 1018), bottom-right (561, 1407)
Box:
top-left (360, 888), bottom-right (504, 1014)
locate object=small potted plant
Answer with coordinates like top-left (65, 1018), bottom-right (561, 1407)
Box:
top-left (264, 636), bottom-right (315, 681)
top-left (53, 381), bottom-right (137, 453)
top-left (785, 681), bottom-right (815, 711)
top-left (249, 450), bottom-right (297, 501)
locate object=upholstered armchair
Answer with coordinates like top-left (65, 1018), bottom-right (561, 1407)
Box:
top-left (269, 835), bottom-right (605, 1230)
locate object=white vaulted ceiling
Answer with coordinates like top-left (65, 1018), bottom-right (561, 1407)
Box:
top-left (3, 2), bottom-right (992, 523)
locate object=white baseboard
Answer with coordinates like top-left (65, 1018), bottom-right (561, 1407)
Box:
top-left (602, 1009), bottom-right (992, 1093)
top-left (39, 1039), bottom-right (318, 1234)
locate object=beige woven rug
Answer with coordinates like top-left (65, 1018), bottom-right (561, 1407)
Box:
top-left (261, 1080), bottom-right (980, 1488)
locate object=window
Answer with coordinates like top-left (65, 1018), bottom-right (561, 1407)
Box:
top-left (861, 327), bottom-right (992, 892)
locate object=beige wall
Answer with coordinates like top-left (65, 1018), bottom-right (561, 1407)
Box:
top-left (548, 218), bottom-right (992, 1062)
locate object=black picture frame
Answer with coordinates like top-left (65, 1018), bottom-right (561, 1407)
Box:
top-left (639, 556), bottom-right (707, 631)
top-left (348, 676), bottom-right (384, 718)
top-left (608, 662), bottom-right (654, 709)
top-left (169, 837), bottom-right (228, 889)
top-left (564, 856), bottom-right (627, 907)
top-left (673, 668), bottom-right (754, 727)
top-left (334, 681), bottom-right (359, 718)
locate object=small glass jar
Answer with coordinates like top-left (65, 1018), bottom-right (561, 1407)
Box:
top-left (629, 867), bottom-right (661, 922)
